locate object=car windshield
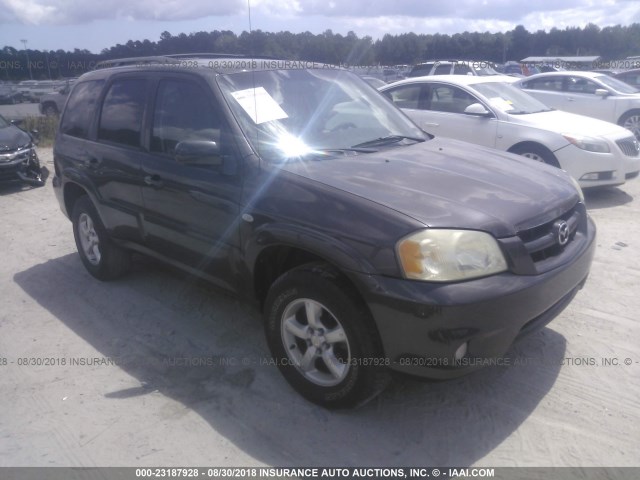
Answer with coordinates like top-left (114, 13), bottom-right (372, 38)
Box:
top-left (595, 74), bottom-right (639, 94)
top-left (472, 81), bottom-right (552, 114)
top-left (217, 68), bottom-right (427, 162)
top-left (0, 115), bottom-right (9, 128)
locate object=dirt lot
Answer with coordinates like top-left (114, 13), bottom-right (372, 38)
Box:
top-left (0, 148), bottom-right (639, 468)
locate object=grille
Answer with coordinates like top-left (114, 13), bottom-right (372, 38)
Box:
top-left (616, 138), bottom-right (640, 157)
top-left (517, 206), bottom-right (580, 263)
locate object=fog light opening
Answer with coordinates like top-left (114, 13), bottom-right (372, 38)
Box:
top-left (455, 342), bottom-right (468, 361)
top-left (579, 171), bottom-right (616, 181)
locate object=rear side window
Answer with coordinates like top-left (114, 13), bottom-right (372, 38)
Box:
top-left (60, 80), bottom-right (104, 139)
top-left (98, 78), bottom-right (147, 148)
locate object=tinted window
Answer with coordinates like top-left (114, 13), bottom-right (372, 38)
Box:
top-left (383, 85), bottom-right (422, 109)
top-left (151, 79), bottom-right (221, 155)
top-left (453, 64), bottom-right (472, 75)
top-left (433, 64), bottom-right (452, 75)
top-left (409, 64), bottom-right (433, 77)
top-left (98, 79), bottom-right (147, 148)
top-left (428, 85), bottom-right (477, 113)
top-left (522, 77), bottom-right (563, 91)
top-left (60, 80), bottom-right (104, 139)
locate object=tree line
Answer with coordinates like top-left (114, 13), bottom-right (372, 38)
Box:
top-left (2, 23), bottom-right (640, 81)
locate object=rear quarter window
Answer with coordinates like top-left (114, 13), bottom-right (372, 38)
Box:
top-left (59, 80), bottom-right (104, 139)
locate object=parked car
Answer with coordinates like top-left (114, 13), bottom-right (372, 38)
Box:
top-left (408, 60), bottom-right (500, 77)
top-left (516, 71), bottom-right (640, 140)
top-left (53, 56), bottom-right (595, 408)
top-left (18, 80), bottom-right (64, 103)
top-left (0, 114), bottom-right (44, 186)
top-left (380, 75), bottom-right (640, 187)
top-left (498, 62), bottom-right (540, 77)
top-left (360, 76), bottom-right (387, 89)
top-left (39, 83), bottom-right (72, 116)
top-left (614, 68), bottom-right (640, 89)
top-left (0, 85), bottom-right (24, 104)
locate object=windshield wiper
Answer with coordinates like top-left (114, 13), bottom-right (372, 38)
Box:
top-left (510, 108), bottom-right (555, 115)
top-left (286, 147), bottom-right (377, 161)
top-left (351, 135), bottom-right (425, 149)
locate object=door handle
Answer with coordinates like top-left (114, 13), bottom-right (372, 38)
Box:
top-left (566, 97), bottom-right (575, 102)
top-left (423, 122), bottom-right (439, 127)
top-left (144, 174), bottom-right (163, 188)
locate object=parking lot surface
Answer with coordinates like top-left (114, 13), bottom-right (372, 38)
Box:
top-left (0, 148), bottom-right (639, 467)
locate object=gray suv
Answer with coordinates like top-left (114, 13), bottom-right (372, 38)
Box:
top-left (52, 55), bottom-right (595, 408)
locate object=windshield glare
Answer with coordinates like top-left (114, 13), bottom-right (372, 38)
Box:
top-left (595, 74), bottom-right (639, 94)
top-left (472, 82), bottom-right (551, 114)
top-left (217, 69), bottom-right (426, 162)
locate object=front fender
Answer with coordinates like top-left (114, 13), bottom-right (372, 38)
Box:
top-left (242, 221), bottom-right (380, 277)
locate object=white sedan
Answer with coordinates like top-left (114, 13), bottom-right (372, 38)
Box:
top-left (514, 71), bottom-right (640, 140)
top-left (380, 75), bottom-right (640, 188)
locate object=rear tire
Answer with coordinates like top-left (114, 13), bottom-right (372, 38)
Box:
top-left (43, 104), bottom-right (58, 117)
top-left (510, 144), bottom-right (560, 168)
top-left (264, 263), bottom-right (390, 408)
top-left (72, 196), bottom-right (131, 280)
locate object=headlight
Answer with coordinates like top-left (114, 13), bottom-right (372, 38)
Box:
top-left (396, 229), bottom-right (508, 282)
top-left (568, 175), bottom-right (585, 202)
top-left (562, 134), bottom-right (610, 153)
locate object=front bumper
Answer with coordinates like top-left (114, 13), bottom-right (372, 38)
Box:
top-left (555, 145), bottom-right (626, 188)
top-left (350, 216), bottom-right (596, 379)
top-left (0, 146), bottom-right (41, 184)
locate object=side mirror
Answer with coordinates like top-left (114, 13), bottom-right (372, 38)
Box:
top-left (174, 140), bottom-right (223, 167)
top-left (463, 103), bottom-right (492, 117)
top-left (595, 88), bottom-right (610, 98)
top-left (10, 119), bottom-right (24, 126)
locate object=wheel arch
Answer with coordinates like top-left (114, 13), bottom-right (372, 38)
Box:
top-left (618, 108), bottom-right (640, 125)
top-left (63, 182), bottom-right (90, 218)
top-left (251, 238), bottom-right (373, 310)
top-left (508, 141), bottom-right (560, 167)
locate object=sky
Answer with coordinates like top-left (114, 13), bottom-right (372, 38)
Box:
top-left (1, 0), bottom-right (640, 53)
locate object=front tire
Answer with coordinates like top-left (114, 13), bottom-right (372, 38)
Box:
top-left (264, 263), bottom-right (390, 409)
top-left (619, 110), bottom-right (640, 140)
top-left (72, 196), bottom-right (131, 280)
top-left (510, 144), bottom-right (560, 168)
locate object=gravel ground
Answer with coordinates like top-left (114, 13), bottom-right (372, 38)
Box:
top-left (0, 148), bottom-right (639, 468)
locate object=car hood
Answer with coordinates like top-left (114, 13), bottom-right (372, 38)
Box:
top-left (281, 137), bottom-right (580, 238)
top-left (511, 110), bottom-right (631, 138)
top-left (0, 125), bottom-right (31, 152)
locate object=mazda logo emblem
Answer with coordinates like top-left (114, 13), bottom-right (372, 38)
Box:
top-left (554, 220), bottom-right (570, 246)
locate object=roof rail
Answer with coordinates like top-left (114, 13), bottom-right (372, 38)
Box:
top-left (94, 56), bottom-right (181, 69)
top-left (165, 53), bottom-right (245, 59)
top-left (94, 53), bottom-right (281, 70)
